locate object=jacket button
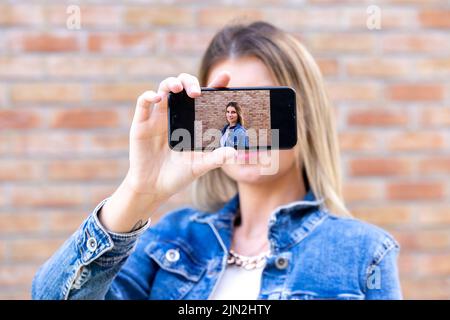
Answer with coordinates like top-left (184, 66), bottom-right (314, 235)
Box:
top-left (87, 237), bottom-right (97, 253)
top-left (275, 256), bottom-right (288, 270)
top-left (165, 249), bottom-right (180, 262)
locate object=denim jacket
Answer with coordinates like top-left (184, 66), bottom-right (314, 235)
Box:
top-left (221, 123), bottom-right (250, 149)
top-left (32, 190), bottom-right (402, 300)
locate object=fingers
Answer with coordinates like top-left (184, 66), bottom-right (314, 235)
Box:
top-left (177, 73), bottom-right (201, 98)
top-left (133, 90), bottom-right (161, 124)
top-left (157, 76), bottom-right (182, 99)
top-left (135, 73), bottom-right (203, 125)
top-left (192, 147), bottom-right (237, 177)
top-left (157, 73), bottom-right (201, 99)
top-left (207, 71), bottom-right (231, 88)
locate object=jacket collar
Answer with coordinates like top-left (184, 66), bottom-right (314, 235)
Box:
top-left (191, 190), bottom-right (328, 252)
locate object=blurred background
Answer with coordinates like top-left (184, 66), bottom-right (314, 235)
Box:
top-left (0, 0), bottom-right (449, 299)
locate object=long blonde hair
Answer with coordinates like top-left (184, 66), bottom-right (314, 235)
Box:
top-left (192, 21), bottom-right (350, 217)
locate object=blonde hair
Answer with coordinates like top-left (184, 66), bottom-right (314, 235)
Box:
top-left (192, 21), bottom-right (350, 217)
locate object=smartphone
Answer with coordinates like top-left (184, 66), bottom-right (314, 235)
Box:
top-left (168, 86), bottom-right (297, 151)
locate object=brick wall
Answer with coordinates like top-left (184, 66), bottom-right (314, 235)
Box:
top-left (195, 90), bottom-right (271, 148)
top-left (0, 1), bottom-right (449, 299)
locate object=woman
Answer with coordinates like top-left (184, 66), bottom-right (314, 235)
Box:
top-left (32, 21), bottom-right (402, 300)
top-left (220, 101), bottom-right (249, 149)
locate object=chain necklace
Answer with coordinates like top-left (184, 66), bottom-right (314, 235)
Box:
top-left (227, 249), bottom-right (270, 270)
top-left (229, 208), bottom-right (270, 270)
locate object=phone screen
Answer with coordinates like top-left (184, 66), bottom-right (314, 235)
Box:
top-left (194, 89), bottom-right (271, 150)
top-left (168, 86), bottom-right (296, 151)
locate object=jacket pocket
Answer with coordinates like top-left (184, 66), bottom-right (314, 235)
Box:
top-left (145, 240), bottom-right (206, 299)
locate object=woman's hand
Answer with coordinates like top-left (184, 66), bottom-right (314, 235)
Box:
top-left (99, 72), bottom-right (236, 233)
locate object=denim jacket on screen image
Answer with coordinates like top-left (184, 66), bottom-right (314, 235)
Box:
top-left (221, 123), bottom-right (250, 149)
top-left (32, 190), bottom-right (402, 300)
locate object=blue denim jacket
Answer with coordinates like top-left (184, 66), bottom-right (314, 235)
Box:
top-left (32, 191), bottom-right (402, 300)
top-left (221, 123), bottom-right (250, 149)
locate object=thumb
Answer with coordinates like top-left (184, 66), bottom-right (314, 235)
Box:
top-left (207, 71), bottom-right (231, 88)
top-left (192, 147), bottom-right (237, 177)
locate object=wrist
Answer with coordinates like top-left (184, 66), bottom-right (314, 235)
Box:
top-left (98, 177), bottom-right (163, 233)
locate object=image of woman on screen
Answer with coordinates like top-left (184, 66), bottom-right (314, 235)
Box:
top-left (220, 101), bottom-right (250, 149)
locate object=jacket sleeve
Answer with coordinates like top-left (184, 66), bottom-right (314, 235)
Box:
top-left (31, 198), bottom-right (155, 300)
top-left (364, 236), bottom-right (403, 300)
top-left (234, 128), bottom-right (249, 149)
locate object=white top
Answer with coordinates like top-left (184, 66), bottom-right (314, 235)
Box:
top-left (209, 264), bottom-right (264, 300)
top-left (220, 127), bottom-right (230, 147)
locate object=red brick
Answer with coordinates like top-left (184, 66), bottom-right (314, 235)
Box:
top-left (120, 56), bottom-right (198, 77)
top-left (47, 212), bottom-right (87, 234)
top-left (4, 133), bottom-right (83, 156)
top-left (417, 58), bottom-right (450, 78)
top-left (388, 84), bottom-right (444, 101)
top-left (387, 132), bottom-right (445, 151)
top-left (47, 159), bottom-right (126, 181)
top-left (90, 83), bottom-right (155, 102)
top-left (0, 213), bottom-right (45, 234)
top-left (420, 107), bottom-right (450, 127)
top-left (343, 182), bottom-right (381, 202)
top-left (419, 157), bottom-right (450, 175)
top-left (87, 33), bottom-right (157, 53)
top-left (347, 108), bottom-right (409, 126)
top-left (0, 57), bottom-right (45, 78)
top-left (339, 132), bottom-right (378, 152)
top-left (265, 9), bottom-right (342, 29)
top-left (348, 158), bottom-right (413, 177)
top-left (392, 230), bottom-right (450, 251)
top-left (10, 238), bottom-right (66, 262)
top-left (0, 160), bottom-right (42, 181)
top-left (0, 265), bottom-right (37, 287)
top-left (308, 33), bottom-right (375, 53)
top-left (387, 182), bottom-right (444, 200)
top-left (46, 56), bottom-right (120, 78)
top-left (350, 205), bottom-right (413, 226)
top-left (87, 133), bottom-right (129, 154)
top-left (0, 242), bottom-right (6, 261)
top-left (164, 31), bottom-right (215, 54)
top-left (402, 278), bottom-right (450, 300)
top-left (328, 83), bottom-right (379, 102)
top-left (398, 253), bottom-right (415, 278)
top-left (382, 34), bottom-right (450, 53)
top-left (9, 32), bottom-right (79, 52)
top-left (345, 8), bottom-right (417, 29)
top-left (124, 6), bottom-right (194, 27)
top-left (417, 254), bottom-right (450, 276)
top-left (417, 206), bottom-right (450, 226)
top-left (419, 10), bottom-right (450, 28)
top-left (11, 186), bottom-right (85, 208)
top-left (0, 109), bottom-right (41, 129)
top-left (11, 83), bottom-right (83, 103)
top-left (86, 185), bottom-right (118, 207)
top-left (198, 8), bottom-right (263, 27)
top-left (345, 59), bottom-right (410, 78)
top-left (50, 108), bottom-right (120, 129)
top-left (0, 4), bottom-right (44, 26)
top-left (316, 58), bottom-right (338, 77)
top-left (46, 5), bottom-right (122, 27)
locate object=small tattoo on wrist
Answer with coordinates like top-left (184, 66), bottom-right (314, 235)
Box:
top-left (130, 219), bottom-right (144, 232)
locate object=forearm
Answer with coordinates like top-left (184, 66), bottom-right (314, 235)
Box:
top-left (32, 199), bottom-right (149, 300)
